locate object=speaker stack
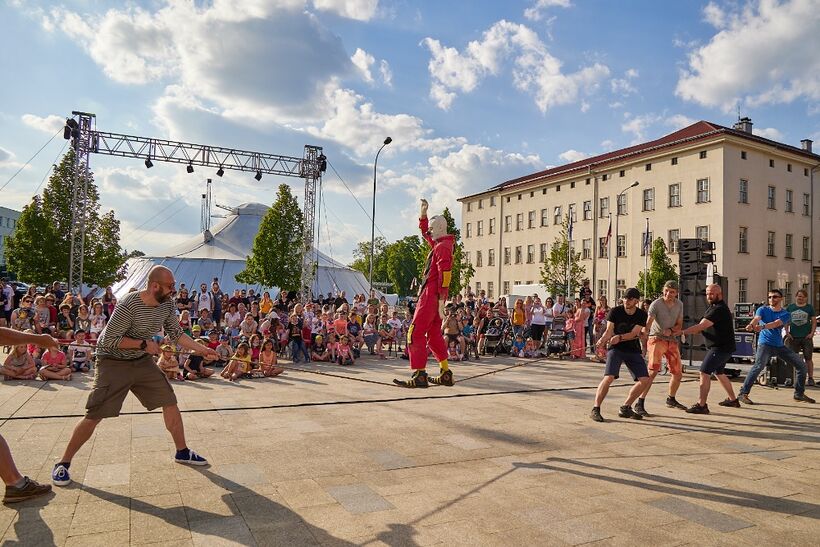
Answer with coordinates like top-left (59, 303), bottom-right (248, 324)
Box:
top-left (678, 239), bottom-right (720, 359)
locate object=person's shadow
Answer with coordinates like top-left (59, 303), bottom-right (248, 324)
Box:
top-left (79, 467), bottom-right (354, 546)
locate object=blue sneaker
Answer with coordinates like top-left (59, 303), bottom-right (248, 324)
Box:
top-left (52, 464), bottom-right (71, 486)
top-left (174, 448), bottom-right (208, 466)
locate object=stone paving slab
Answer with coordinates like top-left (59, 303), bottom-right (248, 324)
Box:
top-left (0, 353), bottom-right (817, 545)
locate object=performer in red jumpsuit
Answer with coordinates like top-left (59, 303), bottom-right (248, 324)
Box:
top-left (395, 199), bottom-right (455, 388)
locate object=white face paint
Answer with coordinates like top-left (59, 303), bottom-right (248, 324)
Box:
top-left (428, 215), bottom-right (448, 239)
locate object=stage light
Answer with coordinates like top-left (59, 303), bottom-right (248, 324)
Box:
top-left (318, 154), bottom-right (327, 173)
top-left (144, 158), bottom-right (153, 169)
top-left (216, 167), bottom-right (224, 177)
top-left (187, 163), bottom-right (194, 174)
top-left (254, 171), bottom-right (262, 181)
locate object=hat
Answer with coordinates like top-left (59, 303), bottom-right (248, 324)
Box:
top-left (219, 334), bottom-right (229, 341)
top-left (624, 288), bottom-right (641, 300)
top-left (192, 324), bottom-right (202, 331)
top-left (161, 344), bottom-right (173, 352)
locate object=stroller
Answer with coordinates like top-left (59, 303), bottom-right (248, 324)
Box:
top-left (482, 317), bottom-right (512, 356)
top-left (544, 317), bottom-right (570, 357)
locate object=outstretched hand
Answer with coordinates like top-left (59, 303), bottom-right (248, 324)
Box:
top-left (420, 199), bottom-right (429, 218)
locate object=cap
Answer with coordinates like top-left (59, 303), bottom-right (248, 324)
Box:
top-left (624, 288), bottom-right (641, 300)
top-left (192, 325), bottom-right (202, 331)
top-left (219, 334), bottom-right (229, 341)
top-left (161, 344), bottom-right (173, 352)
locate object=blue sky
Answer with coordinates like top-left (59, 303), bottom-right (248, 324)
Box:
top-left (1, 0), bottom-right (819, 263)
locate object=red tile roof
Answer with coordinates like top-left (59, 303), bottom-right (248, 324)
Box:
top-left (463, 120), bottom-right (819, 199)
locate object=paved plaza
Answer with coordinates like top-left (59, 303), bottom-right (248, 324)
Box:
top-left (0, 354), bottom-right (817, 546)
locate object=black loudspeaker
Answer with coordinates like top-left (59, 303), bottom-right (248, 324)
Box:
top-left (680, 263), bottom-right (707, 277)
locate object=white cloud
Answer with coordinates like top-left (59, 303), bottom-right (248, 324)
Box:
top-left (559, 149), bottom-right (588, 163)
top-left (524, 0), bottom-right (572, 21)
top-left (0, 146), bottom-right (14, 164)
top-left (610, 68), bottom-right (638, 96)
top-left (600, 139), bottom-right (615, 151)
top-left (702, 1), bottom-right (727, 28)
top-left (423, 20), bottom-right (609, 112)
top-left (621, 112), bottom-right (699, 144)
top-left (664, 114), bottom-right (696, 129)
top-left (621, 114), bottom-right (660, 143)
top-left (379, 59), bottom-right (393, 87)
top-left (753, 126), bottom-right (784, 141)
top-left (351, 48), bottom-right (375, 83)
top-left (677, 0), bottom-right (820, 111)
top-left (311, 0), bottom-right (380, 21)
top-left (21, 114), bottom-right (65, 134)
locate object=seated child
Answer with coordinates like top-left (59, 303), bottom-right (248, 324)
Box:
top-left (215, 334), bottom-right (232, 366)
top-left (249, 334), bottom-right (262, 361)
top-left (376, 315), bottom-right (394, 358)
top-left (325, 332), bottom-right (338, 362)
top-left (183, 339), bottom-right (215, 380)
top-left (222, 341), bottom-right (251, 381)
top-left (512, 334), bottom-right (526, 357)
top-left (157, 344), bottom-right (183, 380)
top-left (310, 334), bottom-right (330, 362)
top-left (523, 337), bottom-right (539, 358)
top-left (257, 339), bottom-right (284, 377)
top-left (68, 329), bottom-right (93, 372)
top-left (2, 344), bottom-right (37, 380)
top-left (56, 304), bottom-right (75, 339)
top-left (336, 335), bottom-right (355, 366)
top-left (461, 321), bottom-right (478, 360)
top-left (179, 310), bottom-right (192, 337)
top-left (39, 346), bottom-right (71, 381)
top-left (447, 338), bottom-right (462, 362)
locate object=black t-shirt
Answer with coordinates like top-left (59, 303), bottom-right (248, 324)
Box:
top-left (334, 297), bottom-right (348, 309)
top-left (606, 305), bottom-right (647, 353)
top-left (288, 324), bottom-right (302, 341)
top-left (702, 299), bottom-right (736, 352)
top-left (187, 355), bottom-right (204, 372)
top-left (348, 322), bottom-right (361, 337)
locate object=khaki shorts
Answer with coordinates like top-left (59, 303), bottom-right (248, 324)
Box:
top-left (85, 355), bottom-right (177, 419)
top-left (647, 338), bottom-right (682, 375)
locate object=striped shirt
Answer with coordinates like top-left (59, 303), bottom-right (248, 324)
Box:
top-left (96, 291), bottom-right (183, 360)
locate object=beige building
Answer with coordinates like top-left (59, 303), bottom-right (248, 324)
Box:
top-left (0, 206), bottom-right (20, 268)
top-left (459, 119), bottom-right (820, 310)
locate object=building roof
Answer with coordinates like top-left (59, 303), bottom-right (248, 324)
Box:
top-left (461, 120), bottom-right (819, 200)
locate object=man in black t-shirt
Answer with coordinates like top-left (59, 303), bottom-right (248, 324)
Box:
top-left (591, 287), bottom-right (651, 422)
top-left (680, 284), bottom-right (740, 414)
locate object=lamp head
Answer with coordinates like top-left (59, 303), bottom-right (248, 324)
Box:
top-left (384, 137), bottom-right (392, 145)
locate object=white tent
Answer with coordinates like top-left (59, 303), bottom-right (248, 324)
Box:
top-left (113, 202), bottom-right (397, 303)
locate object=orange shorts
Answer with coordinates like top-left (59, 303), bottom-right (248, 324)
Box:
top-left (647, 338), bottom-right (682, 375)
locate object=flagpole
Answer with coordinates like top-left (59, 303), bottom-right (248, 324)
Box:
top-left (644, 217), bottom-right (649, 296)
top-left (566, 214), bottom-right (571, 299)
top-left (607, 213), bottom-right (612, 304)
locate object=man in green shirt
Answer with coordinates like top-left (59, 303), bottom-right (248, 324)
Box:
top-left (786, 289), bottom-right (816, 386)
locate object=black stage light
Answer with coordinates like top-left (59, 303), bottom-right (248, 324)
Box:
top-left (254, 171), bottom-right (262, 181)
top-left (144, 158), bottom-right (153, 169)
top-left (187, 163), bottom-right (194, 174)
top-left (216, 167), bottom-right (224, 177)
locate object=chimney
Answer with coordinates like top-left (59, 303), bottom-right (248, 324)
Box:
top-left (733, 117), bottom-right (753, 134)
top-left (801, 139), bottom-right (813, 153)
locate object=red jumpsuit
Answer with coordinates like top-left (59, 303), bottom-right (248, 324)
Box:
top-left (408, 217), bottom-right (455, 370)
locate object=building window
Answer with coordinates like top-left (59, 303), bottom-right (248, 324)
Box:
top-left (466, 223), bottom-right (472, 238)
top-left (503, 281), bottom-right (510, 295)
top-left (696, 226), bottom-right (709, 241)
top-left (805, 168), bottom-right (810, 177)
top-left (739, 227), bottom-right (748, 253)
top-left (582, 238), bottom-right (591, 260)
top-left (487, 282), bottom-right (494, 299)
top-left (785, 190), bottom-right (793, 212)
top-left (803, 193), bottom-right (810, 216)
top-left (739, 179), bottom-right (748, 204)
top-left (645, 163), bottom-right (652, 171)
top-left (696, 178), bottom-right (709, 203)
top-left (518, 194), bottom-right (522, 200)
top-left (767, 186), bottom-right (776, 209)
top-left (556, 185), bottom-right (561, 191)
top-left (640, 231), bottom-right (652, 256)
top-left (599, 197), bottom-right (609, 217)
top-left (617, 235), bottom-right (626, 258)
top-left (583, 200), bottom-right (592, 220)
top-left (516, 213), bottom-right (523, 231)
top-left (671, 157), bottom-right (678, 165)
top-left (602, 174), bottom-right (608, 181)
top-left (598, 280), bottom-right (607, 298)
top-left (489, 218), bottom-right (495, 234)
top-left (527, 245), bottom-right (535, 264)
top-left (540, 208), bottom-right (549, 227)
top-left (767, 280), bottom-right (775, 293)
top-left (528, 210), bottom-right (535, 229)
top-left (642, 188), bottom-right (655, 211)
top-left (616, 193), bottom-right (628, 215)
top-left (539, 243), bottom-right (547, 263)
top-left (699, 150), bottom-right (707, 159)
top-left (488, 248), bottom-right (495, 266)
top-left (475, 251), bottom-right (482, 267)
top-left (506, 196), bottom-right (510, 202)
top-left (515, 246), bottom-right (522, 264)
top-left (467, 202), bottom-right (472, 212)
top-left (504, 215), bottom-right (511, 232)
top-left (803, 237), bottom-right (810, 261)
top-left (570, 182), bottom-right (575, 189)
top-left (490, 196), bottom-right (496, 206)
top-left (478, 199), bottom-right (483, 209)
top-left (531, 191), bottom-right (534, 197)
top-left (504, 247), bottom-right (511, 265)
top-left (619, 170), bottom-right (625, 177)
top-left (769, 159), bottom-right (775, 168)
top-left (476, 220), bottom-right (483, 236)
top-left (668, 183), bottom-right (681, 207)
top-left (784, 281), bottom-right (792, 304)
top-left (668, 229), bottom-right (679, 253)
top-left (767, 231), bottom-right (776, 256)
top-left (785, 234), bottom-right (793, 258)
top-left (616, 279), bottom-right (626, 300)
top-left (787, 163), bottom-right (792, 172)
top-left (741, 151), bottom-right (747, 160)
top-left (599, 237), bottom-right (609, 259)
top-left (553, 206), bottom-right (562, 225)
top-left (475, 281), bottom-right (481, 292)
top-left (738, 278), bottom-right (748, 302)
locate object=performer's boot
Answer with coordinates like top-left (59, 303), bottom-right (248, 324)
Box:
top-left (429, 360), bottom-right (454, 387)
top-left (393, 369), bottom-right (429, 388)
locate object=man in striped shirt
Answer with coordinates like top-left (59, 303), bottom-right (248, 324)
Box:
top-left (52, 266), bottom-right (220, 487)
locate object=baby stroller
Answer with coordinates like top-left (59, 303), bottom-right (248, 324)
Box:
top-left (482, 317), bottom-right (511, 356)
top-left (545, 317), bottom-right (570, 357)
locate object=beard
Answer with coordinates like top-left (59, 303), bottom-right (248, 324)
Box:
top-left (154, 288), bottom-right (174, 303)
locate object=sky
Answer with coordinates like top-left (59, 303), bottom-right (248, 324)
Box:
top-left (1, 0), bottom-right (819, 265)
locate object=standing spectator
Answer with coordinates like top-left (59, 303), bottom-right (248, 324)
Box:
top-left (89, 302), bottom-right (107, 341)
top-left (593, 295), bottom-right (610, 362)
top-left (529, 297), bottom-right (547, 348)
top-left (511, 299), bottom-right (526, 338)
top-left (543, 297), bottom-right (555, 335)
top-left (570, 299), bottom-right (589, 358)
top-left (334, 291), bottom-right (348, 310)
top-left (785, 289), bottom-right (816, 387)
top-left (552, 295), bottom-right (568, 319)
top-left (0, 280), bottom-right (12, 326)
top-left (175, 288), bottom-right (192, 316)
top-left (289, 314), bottom-right (310, 363)
top-left (259, 291), bottom-right (274, 315)
top-left (739, 289), bottom-right (815, 404)
top-left (210, 281), bottom-right (224, 327)
top-left (102, 287), bottom-right (116, 318)
top-left (51, 282), bottom-right (65, 303)
top-left (223, 304), bottom-right (242, 339)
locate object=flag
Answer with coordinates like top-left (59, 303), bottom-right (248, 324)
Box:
top-left (603, 216), bottom-right (612, 248)
top-left (643, 218), bottom-right (651, 253)
top-left (567, 213), bottom-right (574, 241)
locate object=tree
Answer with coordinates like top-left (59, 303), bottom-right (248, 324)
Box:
top-left (4, 196), bottom-right (61, 284)
top-left (350, 236), bottom-right (389, 285)
top-left (6, 150), bottom-right (126, 286)
top-left (413, 207), bottom-right (472, 296)
top-left (539, 215), bottom-right (586, 297)
top-left (637, 237), bottom-right (678, 298)
top-left (237, 184), bottom-right (304, 290)
top-left (385, 235), bottom-right (423, 297)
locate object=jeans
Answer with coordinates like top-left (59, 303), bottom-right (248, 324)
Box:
top-left (740, 343), bottom-right (806, 396)
top-left (291, 339), bottom-right (310, 363)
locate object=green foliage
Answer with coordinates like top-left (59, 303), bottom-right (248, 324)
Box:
top-left (5, 149), bottom-right (125, 286)
top-left (237, 184), bottom-right (304, 290)
top-left (637, 237), bottom-right (678, 298)
top-left (385, 235), bottom-right (423, 297)
top-left (539, 215), bottom-right (586, 297)
top-left (350, 236), bottom-right (389, 283)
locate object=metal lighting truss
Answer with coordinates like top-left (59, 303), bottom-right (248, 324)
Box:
top-left (65, 111), bottom-right (324, 298)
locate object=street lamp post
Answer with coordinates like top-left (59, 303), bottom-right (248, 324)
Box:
top-left (613, 181), bottom-right (639, 302)
top-left (369, 137), bottom-right (392, 294)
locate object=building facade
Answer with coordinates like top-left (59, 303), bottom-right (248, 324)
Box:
top-left (459, 120), bottom-right (820, 310)
top-left (0, 206), bottom-right (21, 268)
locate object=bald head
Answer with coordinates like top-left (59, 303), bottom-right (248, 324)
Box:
top-left (706, 283), bottom-right (722, 303)
top-left (147, 265), bottom-right (174, 286)
top-left (146, 266), bottom-right (176, 303)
